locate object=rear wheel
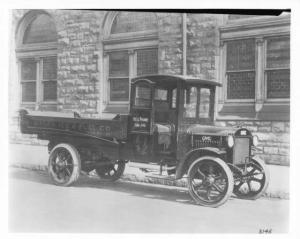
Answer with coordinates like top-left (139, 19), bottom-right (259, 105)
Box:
top-left (233, 157), bottom-right (269, 200)
top-left (48, 143), bottom-right (81, 186)
top-left (95, 161), bottom-right (125, 182)
top-left (187, 157), bottom-right (234, 207)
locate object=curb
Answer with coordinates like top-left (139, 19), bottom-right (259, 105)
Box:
top-left (10, 163), bottom-right (289, 200)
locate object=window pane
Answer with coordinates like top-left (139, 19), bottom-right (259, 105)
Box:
top-left (110, 78), bottom-right (129, 101)
top-left (23, 14), bottom-right (57, 44)
top-left (199, 88), bottom-right (211, 118)
top-left (137, 48), bottom-right (158, 76)
top-left (226, 39), bottom-right (255, 71)
top-left (267, 37), bottom-right (290, 69)
top-left (154, 89), bottom-right (167, 101)
top-left (267, 70), bottom-right (290, 99)
top-left (21, 59), bottom-right (36, 81)
top-left (135, 85), bottom-right (151, 107)
top-left (22, 82), bottom-right (36, 102)
top-left (43, 56), bottom-right (57, 80)
top-left (227, 72), bottom-right (255, 99)
top-left (111, 12), bottom-right (157, 34)
top-left (172, 88), bottom-right (177, 108)
top-left (43, 81), bottom-right (57, 101)
top-left (184, 87), bottom-right (197, 118)
top-left (109, 51), bottom-right (129, 77)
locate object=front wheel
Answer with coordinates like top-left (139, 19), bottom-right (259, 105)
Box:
top-left (187, 157), bottom-right (234, 207)
top-left (48, 143), bottom-right (81, 186)
top-left (233, 157), bottom-right (269, 200)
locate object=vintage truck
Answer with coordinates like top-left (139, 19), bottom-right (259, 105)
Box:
top-left (19, 74), bottom-right (269, 207)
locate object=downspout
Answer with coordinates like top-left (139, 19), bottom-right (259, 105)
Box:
top-left (182, 13), bottom-right (187, 75)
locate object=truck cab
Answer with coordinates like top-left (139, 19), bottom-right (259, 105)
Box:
top-left (128, 74), bottom-right (219, 165)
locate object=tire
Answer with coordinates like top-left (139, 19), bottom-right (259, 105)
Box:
top-left (48, 143), bottom-right (81, 186)
top-left (233, 157), bottom-right (270, 200)
top-left (187, 156), bottom-right (234, 207)
top-left (95, 161), bottom-right (126, 182)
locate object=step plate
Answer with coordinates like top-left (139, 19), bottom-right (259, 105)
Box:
top-left (145, 174), bottom-right (177, 181)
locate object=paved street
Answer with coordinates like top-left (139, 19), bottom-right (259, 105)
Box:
top-left (9, 168), bottom-right (289, 233)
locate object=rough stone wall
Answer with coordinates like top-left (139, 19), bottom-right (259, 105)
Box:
top-left (186, 14), bottom-right (223, 80)
top-left (56, 10), bottom-right (105, 117)
top-left (157, 13), bottom-right (182, 75)
top-left (218, 120), bottom-right (290, 165)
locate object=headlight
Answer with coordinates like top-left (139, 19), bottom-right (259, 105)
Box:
top-left (227, 135), bottom-right (234, 148)
top-left (252, 135), bottom-right (259, 146)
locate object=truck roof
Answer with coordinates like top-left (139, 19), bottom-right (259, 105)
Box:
top-left (132, 74), bottom-right (222, 87)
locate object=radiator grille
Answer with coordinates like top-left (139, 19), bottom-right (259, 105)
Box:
top-left (192, 135), bottom-right (224, 148)
top-left (233, 137), bottom-right (250, 164)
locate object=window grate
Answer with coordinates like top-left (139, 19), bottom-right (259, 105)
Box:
top-left (109, 51), bottom-right (129, 77)
top-left (226, 39), bottom-right (255, 100)
top-left (227, 71), bottom-right (255, 99)
top-left (43, 81), bottom-right (57, 101)
top-left (266, 37), bottom-right (290, 69)
top-left (226, 39), bottom-right (255, 71)
top-left (266, 70), bottom-right (290, 99)
top-left (110, 78), bottom-right (129, 102)
top-left (43, 56), bottom-right (57, 80)
top-left (266, 37), bottom-right (290, 99)
top-left (22, 82), bottom-right (36, 102)
top-left (21, 59), bottom-right (37, 81)
top-left (137, 48), bottom-right (158, 76)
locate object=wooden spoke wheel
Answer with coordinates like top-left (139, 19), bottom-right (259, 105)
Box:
top-left (233, 157), bottom-right (269, 200)
top-left (187, 157), bottom-right (234, 207)
top-left (95, 161), bottom-right (125, 182)
top-left (48, 143), bottom-right (81, 186)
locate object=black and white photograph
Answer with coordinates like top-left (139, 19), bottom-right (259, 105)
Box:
top-left (3, 2), bottom-right (297, 235)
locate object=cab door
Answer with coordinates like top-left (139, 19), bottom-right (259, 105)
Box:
top-left (128, 79), bottom-right (156, 162)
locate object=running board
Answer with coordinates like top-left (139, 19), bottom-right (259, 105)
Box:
top-left (128, 162), bottom-right (176, 171)
top-left (145, 174), bottom-right (177, 181)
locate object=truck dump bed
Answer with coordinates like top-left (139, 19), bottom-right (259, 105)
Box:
top-left (19, 109), bottom-right (129, 141)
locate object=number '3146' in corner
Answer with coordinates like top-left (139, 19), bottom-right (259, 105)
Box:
top-left (259, 229), bottom-right (272, 234)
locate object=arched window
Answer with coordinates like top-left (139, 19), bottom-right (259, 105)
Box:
top-left (111, 12), bottom-right (157, 34)
top-left (16, 12), bottom-right (58, 110)
top-left (103, 11), bottom-right (159, 113)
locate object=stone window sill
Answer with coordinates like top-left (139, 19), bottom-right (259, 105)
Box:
top-left (217, 102), bottom-right (290, 121)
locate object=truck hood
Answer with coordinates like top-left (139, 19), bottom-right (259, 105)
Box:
top-left (187, 124), bottom-right (235, 136)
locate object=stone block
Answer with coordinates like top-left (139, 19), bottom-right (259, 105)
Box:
top-left (263, 146), bottom-right (278, 155)
top-left (272, 122), bottom-right (285, 133)
top-left (245, 126), bottom-right (258, 132)
top-left (258, 126), bottom-right (272, 132)
top-left (278, 147), bottom-right (289, 156)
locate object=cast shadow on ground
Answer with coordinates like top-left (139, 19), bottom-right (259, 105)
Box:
top-left (9, 168), bottom-right (235, 208)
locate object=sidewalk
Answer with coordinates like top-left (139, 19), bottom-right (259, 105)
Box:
top-left (9, 143), bottom-right (289, 199)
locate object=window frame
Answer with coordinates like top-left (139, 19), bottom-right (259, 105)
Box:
top-left (16, 11), bottom-right (58, 110)
top-left (102, 11), bottom-right (159, 112)
top-left (218, 14), bottom-right (290, 119)
top-left (225, 38), bottom-right (256, 102)
top-left (264, 35), bottom-right (290, 102)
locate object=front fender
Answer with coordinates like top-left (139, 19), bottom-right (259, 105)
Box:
top-left (175, 147), bottom-right (226, 179)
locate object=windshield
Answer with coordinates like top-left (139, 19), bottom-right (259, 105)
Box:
top-left (184, 86), bottom-right (212, 120)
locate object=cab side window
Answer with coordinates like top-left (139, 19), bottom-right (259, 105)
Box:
top-left (199, 88), bottom-right (211, 118)
top-left (184, 87), bottom-right (197, 118)
top-left (134, 85), bottom-right (151, 108)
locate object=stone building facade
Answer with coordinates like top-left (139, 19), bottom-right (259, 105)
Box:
top-left (9, 10), bottom-right (290, 165)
